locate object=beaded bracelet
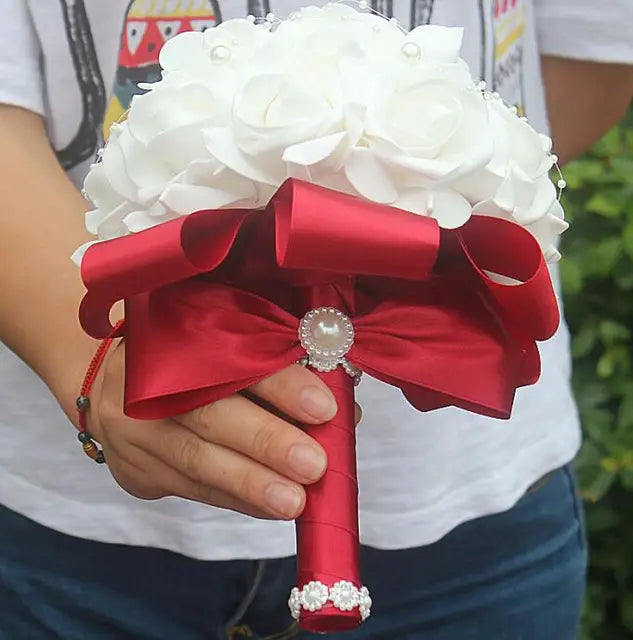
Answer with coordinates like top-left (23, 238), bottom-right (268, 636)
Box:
top-left (75, 319), bottom-right (125, 464)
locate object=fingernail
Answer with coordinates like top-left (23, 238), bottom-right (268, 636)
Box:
top-left (265, 483), bottom-right (302, 518)
top-left (300, 386), bottom-right (336, 421)
top-left (288, 445), bottom-right (327, 481)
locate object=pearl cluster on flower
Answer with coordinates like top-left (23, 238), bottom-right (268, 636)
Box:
top-left (288, 581), bottom-right (372, 621)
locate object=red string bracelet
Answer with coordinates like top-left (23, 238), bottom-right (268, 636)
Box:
top-left (75, 319), bottom-right (125, 464)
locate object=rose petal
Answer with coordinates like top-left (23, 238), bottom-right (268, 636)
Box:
top-left (71, 241), bottom-right (100, 266)
top-left (159, 30), bottom-right (206, 73)
top-left (513, 174), bottom-right (557, 225)
top-left (282, 132), bottom-right (348, 168)
top-left (396, 189), bottom-right (471, 229)
top-left (117, 127), bottom-right (173, 198)
top-left (86, 201), bottom-right (134, 239)
top-left (160, 181), bottom-right (258, 214)
top-left (344, 148), bottom-right (397, 203)
top-left (83, 162), bottom-right (125, 212)
top-left (203, 127), bottom-right (281, 185)
top-left (124, 209), bottom-right (181, 233)
top-left (406, 26), bottom-right (464, 63)
top-left (101, 127), bottom-right (140, 202)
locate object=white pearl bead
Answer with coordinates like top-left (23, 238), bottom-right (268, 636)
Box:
top-left (299, 308), bottom-right (354, 367)
top-left (209, 44), bottom-right (230, 63)
top-left (557, 179), bottom-right (567, 189)
top-left (401, 42), bottom-right (421, 59)
top-left (246, 14), bottom-right (255, 23)
top-left (311, 317), bottom-right (345, 351)
top-left (358, 0), bottom-right (369, 8)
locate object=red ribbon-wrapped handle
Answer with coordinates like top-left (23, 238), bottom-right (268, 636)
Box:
top-left (297, 368), bottom-right (361, 631)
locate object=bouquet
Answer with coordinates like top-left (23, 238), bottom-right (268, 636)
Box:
top-left (75, 2), bottom-right (566, 632)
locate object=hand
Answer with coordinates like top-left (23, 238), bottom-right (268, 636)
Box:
top-left (89, 340), bottom-right (356, 520)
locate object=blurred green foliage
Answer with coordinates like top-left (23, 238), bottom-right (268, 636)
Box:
top-left (561, 110), bottom-right (633, 639)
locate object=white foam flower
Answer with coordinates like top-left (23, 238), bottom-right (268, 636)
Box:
top-left (300, 581), bottom-right (329, 612)
top-left (288, 587), bottom-right (302, 621)
top-left (79, 5), bottom-right (565, 263)
top-left (359, 586), bottom-right (372, 621)
top-left (329, 581), bottom-right (360, 611)
top-left (453, 98), bottom-right (561, 250)
top-left (361, 75), bottom-right (493, 227)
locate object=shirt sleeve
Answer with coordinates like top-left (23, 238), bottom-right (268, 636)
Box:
top-left (0, 0), bottom-right (44, 114)
top-left (534, 0), bottom-right (633, 64)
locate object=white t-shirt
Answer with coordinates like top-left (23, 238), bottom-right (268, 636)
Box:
top-left (1, 0), bottom-right (632, 561)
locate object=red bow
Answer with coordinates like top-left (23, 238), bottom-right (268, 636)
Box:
top-left (80, 179), bottom-right (559, 632)
top-left (81, 179), bottom-right (558, 421)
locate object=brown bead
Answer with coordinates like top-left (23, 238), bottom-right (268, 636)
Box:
top-left (82, 441), bottom-right (99, 460)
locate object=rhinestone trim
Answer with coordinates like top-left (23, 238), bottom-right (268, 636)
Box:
top-left (288, 580), bottom-right (371, 621)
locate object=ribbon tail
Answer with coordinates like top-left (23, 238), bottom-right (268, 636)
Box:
top-left (351, 291), bottom-right (531, 419)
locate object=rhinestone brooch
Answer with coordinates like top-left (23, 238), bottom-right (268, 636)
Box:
top-left (298, 308), bottom-right (362, 384)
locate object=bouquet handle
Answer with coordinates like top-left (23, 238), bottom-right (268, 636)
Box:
top-left (293, 367), bottom-right (365, 632)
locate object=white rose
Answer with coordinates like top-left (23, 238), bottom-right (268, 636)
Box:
top-left (454, 99), bottom-right (556, 222)
top-left (345, 75), bottom-right (492, 227)
top-left (83, 80), bottom-right (261, 244)
top-left (203, 68), bottom-right (349, 185)
top-left (158, 21), bottom-right (266, 83)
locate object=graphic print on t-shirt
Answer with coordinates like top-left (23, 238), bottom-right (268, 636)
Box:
top-left (103, 0), bottom-right (220, 137)
top-left (409, 0), bottom-right (435, 28)
top-left (491, 0), bottom-right (526, 112)
top-left (57, 0), bottom-right (107, 170)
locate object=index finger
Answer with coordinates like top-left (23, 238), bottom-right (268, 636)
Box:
top-left (248, 364), bottom-right (337, 425)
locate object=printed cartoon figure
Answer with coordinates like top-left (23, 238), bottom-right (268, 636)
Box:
top-left (103, 0), bottom-right (220, 137)
top-left (492, 0), bottom-right (526, 112)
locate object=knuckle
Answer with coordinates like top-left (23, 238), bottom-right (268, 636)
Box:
top-left (176, 436), bottom-right (202, 479)
top-left (232, 467), bottom-right (259, 506)
top-left (191, 401), bottom-right (219, 437)
top-left (250, 421), bottom-right (280, 463)
top-left (255, 365), bottom-right (300, 401)
top-left (188, 482), bottom-right (221, 507)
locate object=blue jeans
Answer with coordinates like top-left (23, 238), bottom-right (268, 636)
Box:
top-left (0, 466), bottom-right (586, 640)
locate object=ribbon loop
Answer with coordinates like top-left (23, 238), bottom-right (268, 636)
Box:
top-left (272, 180), bottom-right (440, 279)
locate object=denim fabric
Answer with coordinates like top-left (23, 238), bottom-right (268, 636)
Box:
top-left (0, 466), bottom-right (586, 640)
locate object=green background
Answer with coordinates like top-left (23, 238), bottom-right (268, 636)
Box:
top-left (561, 110), bottom-right (633, 639)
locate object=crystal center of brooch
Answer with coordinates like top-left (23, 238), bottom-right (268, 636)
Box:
top-left (299, 308), bottom-right (354, 373)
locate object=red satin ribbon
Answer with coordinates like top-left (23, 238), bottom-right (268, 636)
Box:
top-left (79, 179), bottom-right (559, 631)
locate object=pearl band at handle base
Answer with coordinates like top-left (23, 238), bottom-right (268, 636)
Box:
top-left (288, 581), bottom-right (372, 621)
